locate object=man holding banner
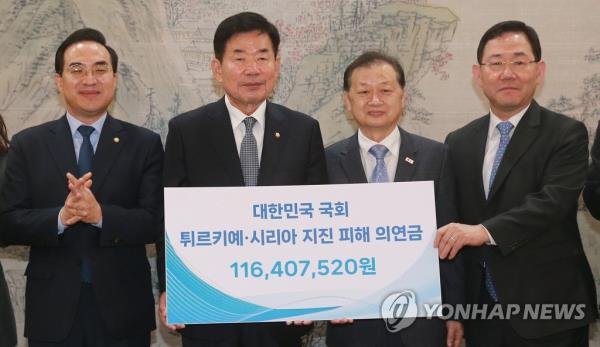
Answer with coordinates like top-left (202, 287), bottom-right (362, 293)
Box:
top-left (324, 51), bottom-right (464, 347)
top-left (158, 11), bottom-right (327, 347)
top-left (435, 21), bottom-right (597, 346)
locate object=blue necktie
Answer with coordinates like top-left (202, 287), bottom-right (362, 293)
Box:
top-left (488, 121), bottom-right (513, 192)
top-left (369, 144), bottom-right (389, 183)
top-left (484, 121), bottom-right (513, 302)
top-left (77, 125), bottom-right (94, 177)
top-left (77, 125), bottom-right (94, 283)
top-left (240, 117), bottom-right (259, 186)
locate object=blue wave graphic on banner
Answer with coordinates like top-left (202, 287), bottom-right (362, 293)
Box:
top-left (166, 234), bottom-right (339, 323)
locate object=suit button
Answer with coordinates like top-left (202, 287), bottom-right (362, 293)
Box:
top-left (114, 237), bottom-right (120, 244)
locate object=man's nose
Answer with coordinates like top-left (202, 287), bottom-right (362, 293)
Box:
top-left (368, 93), bottom-right (383, 105)
top-left (244, 61), bottom-right (260, 74)
top-left (81, 70), bottom-right (97, 84)
top-left (499, 63), bottom-right (518, 79)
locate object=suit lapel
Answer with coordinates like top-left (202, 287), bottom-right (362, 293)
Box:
top-left (472, 116), bottom-right (489, 204)
top-left (90, 115), bottom-right (125, 193)
top-left (208, 98), bottom-right (244, 185)
top-left (394, 128), bottom-right (418, 182)
top-left (258, 102), bottom-right (288, 185)
top-left (47, 115), bottom-right (78, 180)
top-left (488, 102), bottom-right (541, 200)
top-left (339, 133), bottom-right (368, 183)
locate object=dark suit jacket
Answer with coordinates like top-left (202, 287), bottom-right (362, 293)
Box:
top-left (159, 97), bottom-right (327, 342)
top-left (0, 153), bottom-right (7, 192)
top-left (0, 260), bottom-right (16, 347)
top-left (0, 153), bottom-right (17, 347)
top-left (583, 120), bottom-right (600, 219)
top-left (446, 100), bottom-right (598, 339)
top-left (0, 115), bottom-right (163, 342)
top-left (325, 128), bottom-right (464, 347)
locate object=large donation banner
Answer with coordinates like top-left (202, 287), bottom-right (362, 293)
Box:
top-left (164, 182), bottom-right (441, 324)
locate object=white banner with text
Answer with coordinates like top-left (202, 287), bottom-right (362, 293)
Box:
top-left (165, 182), bottom-right (441, 324)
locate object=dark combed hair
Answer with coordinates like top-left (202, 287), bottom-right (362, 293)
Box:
top-left (477, 20), bottom-right (542, 64)
top-left (213, 12), bottom-right (280, 62)
top-left (0, 114), bottom-right (9, 154)
top-left (343, 51), bottom-right (406, 91)
top-left (55, 28), bottom-right (118, 75)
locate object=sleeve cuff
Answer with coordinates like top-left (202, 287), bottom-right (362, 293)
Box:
top-left (57, 208), bottom-right (66, 235)
top-left (481, 224), bottom-right (496, 245)
top-left (92, 217), bottom-right (102, 229)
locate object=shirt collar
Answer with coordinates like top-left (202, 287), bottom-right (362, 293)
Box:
top-left (489, 104), bottom-right (529, 132)
top-left (357, 126), bottom-right (401, 157)
top-left (225, 94), bottom-right (266, 129)
top-left (66, 112), bottom-right (107, 137)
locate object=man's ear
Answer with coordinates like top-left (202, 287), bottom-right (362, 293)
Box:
top-left (211, 57), bottom-right (223, 83)
top-left (472, 64), bottom-right (483, 89)
top-left (55, 73), bottom-right (64, 94)
top-left (274, 54), bottom-right (281, 79)
top-left (535, 59), bottom-right (546, 85)
top-left (342, 91), bottom-right (352, 114)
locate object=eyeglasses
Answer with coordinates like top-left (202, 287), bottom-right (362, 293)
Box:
top-left (66, 63), bottom-right (112, 78)
top-left (480, 60), bottom-right (538, 73)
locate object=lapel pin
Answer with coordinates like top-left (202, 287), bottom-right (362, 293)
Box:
top-left (113, 137), bottom-right (120, 143)
top-left (404, 157), bottom-right (414, 165)
top-left (275, 132), bottom-right (281, 139)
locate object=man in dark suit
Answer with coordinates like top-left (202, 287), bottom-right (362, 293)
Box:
top-left (435, 21), bottom-right (598, 346)
top-left (584, 121), bottom-right (600, 219)
top-left (0, 28), bottom-right (163, 346)
top-left (157, 12), bottom-right (327, 347)
top-left (325, 51), bottom-right (464, 347)
top-left (0, 114), bottom-right (17, 347)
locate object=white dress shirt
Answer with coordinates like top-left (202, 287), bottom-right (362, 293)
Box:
top-left (481, 105), bottom-right (528, 244)
top-left (66, 112), bottom-right (106, 160)
top-left (357, 127), bottom-right (401, 182)
top-left (482, 106), bottom-right (528, 198)
top-left (225, 94), bottom-right (266, 163)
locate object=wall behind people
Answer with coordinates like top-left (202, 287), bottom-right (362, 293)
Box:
top-left (0, 1), bottom-right (598, 346)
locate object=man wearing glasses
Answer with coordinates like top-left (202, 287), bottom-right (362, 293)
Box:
top-left (0, 28), bottom-right (162, 346)
top-left (435, 21), bottom-right (597, 346)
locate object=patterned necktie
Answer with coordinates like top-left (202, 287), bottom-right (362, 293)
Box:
top-left (484, 121), bottom-right (513, 302)
top-left (240, 117), bottom-right (259, 186)
top-left (483, 264), bottom-right (498, 302)
top-left (77, 125), bottom-right (95, 177)
top-left (488, 121), bottom-right (513, 192)
top-left (369, 144), bottom-right (389, 183)
top-left (76, 125), bottom-right (94, 283)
